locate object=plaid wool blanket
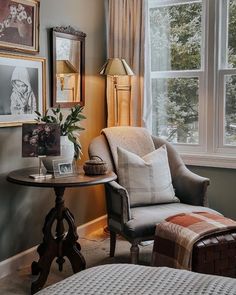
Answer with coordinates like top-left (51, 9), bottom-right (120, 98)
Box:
top-left (151, 212), bottom-right (236, 270)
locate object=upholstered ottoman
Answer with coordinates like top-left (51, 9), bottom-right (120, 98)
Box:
top-left (192, 230), bottom-right (236, 277)
top-left (152, 212), bottom-right (236, 277)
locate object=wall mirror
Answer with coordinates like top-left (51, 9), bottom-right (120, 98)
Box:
top-left (51, 26), bottom-right (86, 108)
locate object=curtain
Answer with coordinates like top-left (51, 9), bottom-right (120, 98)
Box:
top-left (105, 0), bottom-right (145, 127)
top-left (142, 0), bottom-right (152, 131)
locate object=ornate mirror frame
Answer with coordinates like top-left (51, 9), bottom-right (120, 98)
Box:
top-left (51, 26), bottom-right (86, 108)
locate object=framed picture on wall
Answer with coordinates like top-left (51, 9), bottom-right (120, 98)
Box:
top-left (0, 0), bottom-right (40, 53)
top-left (0, 53), bottom-right (46, 127)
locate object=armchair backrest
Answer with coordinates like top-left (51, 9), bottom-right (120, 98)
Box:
top-left (150, 136), bottom-right (185, 180)
top-left (89, 129), bottom-right (185, 177)
top-left (89, 134), bottom-right (116, 172)
top-left (89, 127), bottom-right (210, 208)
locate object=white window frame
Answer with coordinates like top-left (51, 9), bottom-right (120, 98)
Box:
top-left (148, 0), bottom-right (236, 168)
top-left (216, 0), bottom-right (236, 154)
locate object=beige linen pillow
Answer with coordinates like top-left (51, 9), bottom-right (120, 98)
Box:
top-left (117, 145), bottom-right (179, 206)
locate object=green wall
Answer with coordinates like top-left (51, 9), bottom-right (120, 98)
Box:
top-left (188, 166), bottom-right (236, 220)
top-left (0, 0), bottom-right (107, 262)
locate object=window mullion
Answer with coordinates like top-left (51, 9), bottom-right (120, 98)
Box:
top-left (205, 0), bottom-right (217, 154)
top-left (151, 70), bottom-right (203, 79)
top-left (149, 0), bottom-right (202, 9)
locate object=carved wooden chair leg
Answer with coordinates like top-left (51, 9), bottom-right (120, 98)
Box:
top-left (110, 231), bottom-right (117, 257)
top-left (130, 243), bottom-right (139, 264)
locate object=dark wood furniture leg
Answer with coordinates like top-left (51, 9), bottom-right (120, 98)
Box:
top-left (130, 242), bottom-right (139, 264)
top-left (31, 187), bottom-right (86, 294)
top-left (110, 231), bottom-right (116, 257)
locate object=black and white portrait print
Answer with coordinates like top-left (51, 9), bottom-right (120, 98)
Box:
top-left (58, 163), bottom-right (73, 175)
top-left (0, 64), bottom-right (38, 115)
top-left (0, 54), bottom-right (45, 127)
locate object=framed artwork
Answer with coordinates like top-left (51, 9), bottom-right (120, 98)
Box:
top-left (0, 0), bottom-right (40, 53)
top-left (22, 123), bottom-right (61, 157)
top-left (0, 52), bottom-right (46, 127)
top-left (53, 158), bottom-right (76, 178)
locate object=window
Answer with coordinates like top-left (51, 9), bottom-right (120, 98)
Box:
top-left (218, 0), bottom-right (236, 149)
top-left (147, 0), bottom-right (236, 168)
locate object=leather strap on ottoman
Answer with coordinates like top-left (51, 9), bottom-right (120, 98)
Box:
top-left (192, 231), bottom-right (236, 277)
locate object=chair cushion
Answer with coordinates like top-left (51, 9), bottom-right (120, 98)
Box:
top-left (123, 203), bottom-right (220, 238)
top-left (117, 145), bottom-right (179, 206)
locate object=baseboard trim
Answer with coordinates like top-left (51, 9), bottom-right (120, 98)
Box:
top-left (0, 215), bottom-right (107, 280)
top-left (77, 215), bottom-right (107, 237)
top-left (0, 246), bottom-right (38, 280)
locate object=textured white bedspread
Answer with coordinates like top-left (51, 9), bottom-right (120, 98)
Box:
top-left (36, 264), bottom-right (236, 295)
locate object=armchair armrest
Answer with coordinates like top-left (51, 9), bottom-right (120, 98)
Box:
top-left (173, 166), bottom-right (210, 206)
top-left (105, 181), bottom-right (131, 226)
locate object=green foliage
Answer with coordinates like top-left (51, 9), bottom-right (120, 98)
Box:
top-left (150, 1), bottom-right (236, 144)
top-left (150, 2), bottom-right (201, 143)
top-left (152, 78), bottom-right (198, 143)
top-left (35, 105), bottom-right (86, 159)
top-left (225, 75), bottom-right (236, 144)
top-left (150, 2), bottom-right (201, 71)
top-left (228, 0), bottom-right (236, 68)
top-left (224, 1), bottom-right (236, 144)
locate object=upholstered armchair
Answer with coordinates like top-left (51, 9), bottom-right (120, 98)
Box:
top-left (89, 127), bottom-right (216, 263)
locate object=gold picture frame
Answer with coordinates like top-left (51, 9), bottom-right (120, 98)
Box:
top-left (0, 52), bottom-right (46, 127)
top-left (0, 0), bottom-right (40, 54)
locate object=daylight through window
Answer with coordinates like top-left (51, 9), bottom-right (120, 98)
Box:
top-left (147, 0), bottom-right (236, 167)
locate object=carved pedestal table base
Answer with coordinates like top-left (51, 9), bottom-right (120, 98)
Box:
top-left (7, 167), bottom-right (117, 294)
top-left (31, 187), bottom-right (86, 294)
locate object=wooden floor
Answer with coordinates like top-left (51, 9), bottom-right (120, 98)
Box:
top-left (0, 229), bottom-right (153, 294)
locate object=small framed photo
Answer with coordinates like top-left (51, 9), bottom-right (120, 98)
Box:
top-left (0, 52), bottom-right (46, 127)
top-left (0, 0), bottom-right (40, 53)
top-left (53, 158), bottom-right (76, 178)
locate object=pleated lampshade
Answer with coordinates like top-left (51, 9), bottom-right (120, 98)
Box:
top-left (99, 58), bottom-right (134, 76)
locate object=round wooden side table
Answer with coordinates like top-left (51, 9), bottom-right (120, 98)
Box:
top-left (7, 167), bottom-right (117, 294)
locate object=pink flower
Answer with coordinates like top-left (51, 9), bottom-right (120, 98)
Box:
top-left (17, 13), bottom-right (24, 22)
top-left (17, 10), bottom-right (27, 21)
top-left (3, 19), bottom-right (10, 28)
top-left (9, 5), bottom-right (17, 16)
top-left (0, 23), bottom-right (4, 33)
top-left (27, 16), bottom-right (32, 24)
top-left (29, 135), bottom-right (39, 145)
top-left (23, 135), bottom-right (29, 142)
top-left (17, 4), bottom-right (25, 12)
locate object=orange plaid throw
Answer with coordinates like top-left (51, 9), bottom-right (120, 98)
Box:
top-left (151, 212), bottom-right (236, 270)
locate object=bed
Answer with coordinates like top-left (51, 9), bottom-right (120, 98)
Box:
top-left (36, 264), bottom-right (236, 295)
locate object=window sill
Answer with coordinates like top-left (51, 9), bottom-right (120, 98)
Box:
top-left (180, 153), bottom-right (236, 169)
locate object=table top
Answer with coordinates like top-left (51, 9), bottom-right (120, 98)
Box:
top-left (7, 167), bottom-right (117, 188)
